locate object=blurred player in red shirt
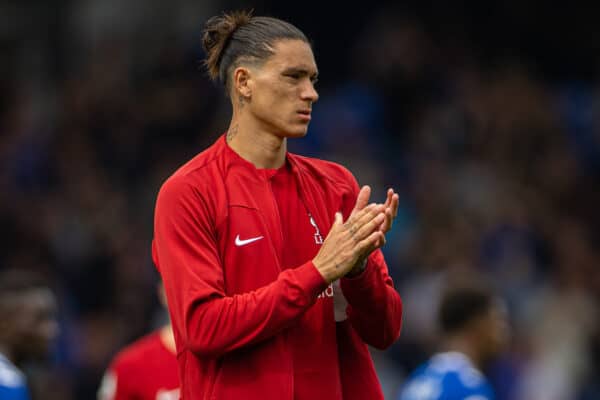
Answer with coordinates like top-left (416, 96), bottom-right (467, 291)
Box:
top-left (97, 283), bottom-right (179, 400)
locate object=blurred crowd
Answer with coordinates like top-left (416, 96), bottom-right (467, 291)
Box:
top-left (1, 2), bottom-right (599, 399)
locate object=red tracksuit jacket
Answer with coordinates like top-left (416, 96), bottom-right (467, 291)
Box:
top-left (152, 135), bottom-right (403, 400)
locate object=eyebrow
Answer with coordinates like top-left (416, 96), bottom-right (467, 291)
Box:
top-left (281, 67), bottom-right (319, 79)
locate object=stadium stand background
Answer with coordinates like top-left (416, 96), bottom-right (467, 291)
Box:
top-left (1, 1), bottom-right (599, 398)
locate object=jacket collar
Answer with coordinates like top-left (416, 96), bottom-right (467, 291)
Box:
top-left (218, 133), bottom-right (305, 178)
top-left (216, 133), bottom-right (324, 228)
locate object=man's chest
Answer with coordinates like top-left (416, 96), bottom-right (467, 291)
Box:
top-left (218, 176), bottom-right (329, 294)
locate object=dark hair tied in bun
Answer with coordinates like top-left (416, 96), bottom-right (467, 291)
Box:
top-left (201, 11), bottom-right (309, 93)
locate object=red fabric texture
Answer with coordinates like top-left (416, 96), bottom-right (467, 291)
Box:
top-left (270, 162), bottom-right (342, 400)
top-left (103, 331), bottom-right (179, 400)
top-left (152, 135), bottom-right (403, 400)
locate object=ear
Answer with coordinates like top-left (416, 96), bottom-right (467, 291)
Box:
top-left (232, 66), bottom-right (252, 99)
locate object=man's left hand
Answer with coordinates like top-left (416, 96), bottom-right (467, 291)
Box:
top-left (345, 186), bottom-right (399, 277)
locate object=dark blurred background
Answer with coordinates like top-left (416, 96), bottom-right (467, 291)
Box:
top-left (1, 1), bottom-right (599, 399)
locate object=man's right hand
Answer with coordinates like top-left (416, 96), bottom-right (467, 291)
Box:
top-left (312, 203), bottom-right (386, 283)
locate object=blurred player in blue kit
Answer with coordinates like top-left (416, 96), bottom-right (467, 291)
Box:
top-left (0, 269), bottom-right (59, 400)
top-left (398, 285), bottom-right (509, 400)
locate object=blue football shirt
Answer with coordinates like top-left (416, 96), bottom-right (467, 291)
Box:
top-left (398, 352), bottom-right (494, 400)
top-left (0, 354), bottom-right (30, 400)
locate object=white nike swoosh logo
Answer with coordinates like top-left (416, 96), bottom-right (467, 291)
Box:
top-left (235, 234), bottom-right (264, 246)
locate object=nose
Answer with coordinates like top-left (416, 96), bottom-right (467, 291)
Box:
top-left (301, 80), bottom-right (319, 103)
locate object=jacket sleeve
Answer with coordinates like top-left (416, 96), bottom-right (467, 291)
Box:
top-left (338, 170), bottom-right (403, 350)
top-left (340, 250), bottom-right (402, 349)
top-left (153, 177), bottom-right (328, 358)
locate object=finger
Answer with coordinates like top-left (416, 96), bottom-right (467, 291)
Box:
top-left (352, 185), bottom-right (371, 213)
top-left (390, 193), bottom-right (399, 218)
top-left (329, 211), bottom-right (344, 235)
top-left (350, 203), bottom-right (385, 233)
top-left (356, 230), bottom-right (385, 255)
top-left (380, 207), bottom-right (393, 233)
top-left (384, 188), bottom-right (393, 207)
top-left (364, 231), bottom-right (387, 257)
top-left (381, 192), bottom-right (400, 233)
top-left (367, 232), bottom-right (386, 252)
top-left (354, 212), bottom-right (385, 241)
top-left (345, 202), bottom-right (378, 227)
top-left (334, 211), bottom-right (343, 227)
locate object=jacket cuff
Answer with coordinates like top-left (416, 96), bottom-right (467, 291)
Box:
top-left (340, 256), bottom-right (378, 299)
top-left (294, 261), bottom-right (330, 302)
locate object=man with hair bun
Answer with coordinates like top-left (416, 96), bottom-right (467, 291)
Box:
top-left (152, 10), bottom-right (403, 400)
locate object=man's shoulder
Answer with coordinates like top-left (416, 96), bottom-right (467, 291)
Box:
top-left (399, 353), bottom-right (493, 400)
top-left (0, 356), bottom-right (27, 391)
top-left (111, 331), bottom-right (165, 372)
top-left (428, 353), bottom-right (490, 392)
top-left (398, 361), bottom-right (442, 400)
top-left (158, 138), bottom-right (226, 201)
top-left (169, 136), bottom-right (226, 182)
top-left (100, 331), bottom-right (177, 399)
top-left (289, 153), bottom-right (356, 188)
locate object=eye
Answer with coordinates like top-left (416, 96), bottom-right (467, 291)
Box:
top-left (311, 76), bottom-right (319, 85)
top-left (285, 73), bottom-right (301, 80)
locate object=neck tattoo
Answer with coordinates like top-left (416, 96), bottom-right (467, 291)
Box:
top-left (227, 125), bottom-right (238, 142)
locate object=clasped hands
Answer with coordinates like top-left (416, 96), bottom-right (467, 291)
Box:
top-left (313, 185), bottom-right (399, 283)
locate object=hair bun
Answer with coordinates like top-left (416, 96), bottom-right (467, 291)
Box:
top-left (202, 10), bottom-right (253, 81)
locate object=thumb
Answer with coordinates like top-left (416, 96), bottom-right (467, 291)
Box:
top-left (333, 212), bottom-right (343, 227)
top-left (353, 185), bottom-right (371, 213)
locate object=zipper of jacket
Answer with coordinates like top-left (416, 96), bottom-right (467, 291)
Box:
top-left (265, 178), bottom-right (284, 270)
top-left (292, 165), bottom-right (326, 246)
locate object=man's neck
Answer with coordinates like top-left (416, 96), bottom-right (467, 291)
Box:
top-left (0, 344), bottom-right (15, 365)
top-left (159, 325), bottom-right (176, 355)
top-left (441, 335), bottom-right (483, 370)
top-left (226, 116), bottom-right (287, 169)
